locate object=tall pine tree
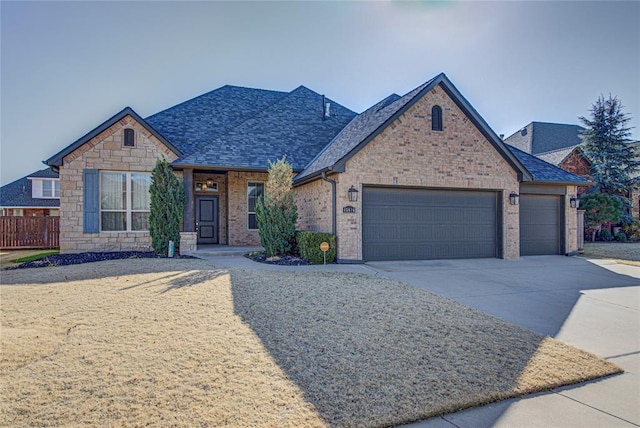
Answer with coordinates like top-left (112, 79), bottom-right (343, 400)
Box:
top-left (149, 157), bottom-right (186, 255)
top-left (579, 95), bottom-right (639, 199)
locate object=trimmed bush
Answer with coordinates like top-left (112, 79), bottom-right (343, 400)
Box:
top-left (598, 229), bottom-right (613, 242)
top-left (296, 231), bottom-right (336, 264)
top-left (256, 157), bottom-right (297, 256)
top-left (614, 232), bottom-right (628, 242)
top-left (622, 220), bottom-right (640, 241)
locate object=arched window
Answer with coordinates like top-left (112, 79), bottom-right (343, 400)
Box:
top-left (431, 105), bottom-right (443, 131)
top-left (124, 128), bottom-right (135, 147)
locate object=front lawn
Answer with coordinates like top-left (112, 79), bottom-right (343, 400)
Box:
top-left (582, 242), bottom-right (640, 263)
top-left (0, 259), bottom-right (621, 427)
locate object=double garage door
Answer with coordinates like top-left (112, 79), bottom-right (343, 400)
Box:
top-left (362, 188), bottom-right (563, 261)
top-left (362, 187), bottom-right (499, 261)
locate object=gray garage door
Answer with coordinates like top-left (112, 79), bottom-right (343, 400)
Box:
top-left (362, 187), bottom-right (498, 261)
top-left (520, 194), bottom-right (561, 256)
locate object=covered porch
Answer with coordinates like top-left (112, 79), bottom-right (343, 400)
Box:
top-left (178, 168), bottom-right (268, 252)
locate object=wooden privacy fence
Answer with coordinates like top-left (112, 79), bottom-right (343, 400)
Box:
top-left (0, 217), bottom-right (60, 249)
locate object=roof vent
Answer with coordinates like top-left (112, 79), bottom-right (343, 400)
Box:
top-left (521, 128), bottom-right (528, 136)
top-left (324, 102), bottom-right (331, 119)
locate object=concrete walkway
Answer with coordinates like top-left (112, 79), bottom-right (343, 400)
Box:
top-left (193, 252), bottom-right (640, 427)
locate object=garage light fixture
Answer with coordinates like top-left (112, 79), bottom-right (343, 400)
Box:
top-left (348, 186), bottom-right (359, 202)
top-left (570, 196), bottom-right (579, 209)
top-left (509, 192), bottom-right (519, 205)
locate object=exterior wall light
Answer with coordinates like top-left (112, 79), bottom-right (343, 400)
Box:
top-left (206, 178), bottom-right (214, 188)
top-left (348, 186), bottom-right (359, 202)
top-left (509, 192), bottom-right (520, 205)
top-left (570, 196), bottom-right (579, 209)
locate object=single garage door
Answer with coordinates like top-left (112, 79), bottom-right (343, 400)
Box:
top-left (519, 194), bottom-right (562, 256)
top-left (362, 187), bottom-right (498, 261)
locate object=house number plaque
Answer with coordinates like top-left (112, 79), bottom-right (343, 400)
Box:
top-left (343, 205), bottom-right (356, 213)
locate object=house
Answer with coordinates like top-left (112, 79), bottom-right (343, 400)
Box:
top-left (0, 168), bottom-right (60, 217)
top-left (505, 122), bottom-right (639, 220)
top-left (43, 73), bottom-right (588, 260)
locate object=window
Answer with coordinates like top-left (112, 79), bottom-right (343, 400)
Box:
top-left (247, 182), bottom-right (264, 230)
top-left (100, 171), bottom-right (151, 231)
top-left (42, 180), bottom-right (60, 198)
top-left (431, 105), bottom-right (443, 131)
top-left (124, 128), bottom-right (135, 147)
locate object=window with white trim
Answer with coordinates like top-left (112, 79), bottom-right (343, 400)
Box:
top-left (247, 182), bottom-right (264, 230)
top-left (100, 171), bottom-right (151, 231)
top-left (42, 180), bottom-right (60, 198)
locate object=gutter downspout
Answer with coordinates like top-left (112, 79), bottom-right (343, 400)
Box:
top-left (321, 171), bottom-right (338, 258)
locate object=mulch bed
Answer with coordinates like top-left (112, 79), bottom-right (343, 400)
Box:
top-left (245, 252), bottom-right (311, 266)
top-left (5, 251), bottom-right (194, 269)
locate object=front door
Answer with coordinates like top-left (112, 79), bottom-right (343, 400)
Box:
top-left (196, 196), bottom-right (218, 244)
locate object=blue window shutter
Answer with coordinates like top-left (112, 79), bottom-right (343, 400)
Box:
top-left (83, 169), bottom-right (99, 233)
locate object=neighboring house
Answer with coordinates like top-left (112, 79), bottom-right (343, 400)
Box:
top-left (43, 73), bottom-right (588, 261)
top-left (505, 122), bottom-right (639, 220)
top-left (0, 168), bottom-right (60, 216)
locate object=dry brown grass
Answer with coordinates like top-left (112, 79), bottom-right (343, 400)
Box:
top-left (582, 242), bottom-right (640, 263)
top-left (1, 259), bottom-right (622, 427)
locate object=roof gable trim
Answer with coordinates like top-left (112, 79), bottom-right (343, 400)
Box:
top-left (44, 107), bottom-right (182, 167)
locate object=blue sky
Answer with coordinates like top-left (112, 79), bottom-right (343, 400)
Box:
top-left (1, 1), bottom-right (639, 184)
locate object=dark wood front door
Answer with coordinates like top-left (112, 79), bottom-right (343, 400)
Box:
top-left (196, 196), bottom-right (218, 244)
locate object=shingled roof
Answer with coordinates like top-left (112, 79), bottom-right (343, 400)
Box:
top-left (172, 85), bottom-right (356, 171)
top-left (295, 73), bottom-right (531, 183)
top-left (146, 86), bottom-right (289, 157)
top-left (504, 122), bottom-right (585, 155)
top-left (506, 145), bottom-right (589, 184)
top-left (536, 146), bottom-right (585, 167)
top-left (0, 169), bottom-right (60, 208)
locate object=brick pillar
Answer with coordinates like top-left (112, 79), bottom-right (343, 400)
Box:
top-left (183, 168), bottom-right (195, 232)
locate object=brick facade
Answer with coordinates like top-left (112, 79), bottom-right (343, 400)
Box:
top-left (297, 85), bottom-right (522, 261)
top-left (227, 171), bottom-right (268, 246)
top-left (59, 115), bottom-right (177, 253)
top-left (559, 149), bottom-right (591, 195)
top-left (295, 178), bottom-right (333, 233)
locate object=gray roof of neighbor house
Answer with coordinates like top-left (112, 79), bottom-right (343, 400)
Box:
top-left (507, 145), bottom-right (589, 184)
top-left (504, 122), bottom-right (585, 155)
top-left (536, 146), bottom-right (581, 166)
top-left (0, 169), bottom-right (60, 208)
top-left (295, 73), bottom-right (531, 183)
top-left (169, 85), bottom-right (357, 171)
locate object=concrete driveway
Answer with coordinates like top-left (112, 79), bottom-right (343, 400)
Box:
top-left (366, 256), bottom-right (640, 427)
top-left (195, 251), bottom-right (639, 426)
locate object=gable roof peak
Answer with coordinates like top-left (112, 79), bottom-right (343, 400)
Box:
top-left (295, 72), bottom-right (530, 183)
top-left (44, 106), bottom-right (181, 167)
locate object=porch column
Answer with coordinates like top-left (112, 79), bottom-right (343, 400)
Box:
top-left (183, 168), bottom-right (195, 232)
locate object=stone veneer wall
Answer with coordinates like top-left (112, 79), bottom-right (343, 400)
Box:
top-left (59, 115), bottom-right (177, 253)
top-left (329, 84), bottom-right (521, 261)
top-left (227, 171), bottom-right (268, 246)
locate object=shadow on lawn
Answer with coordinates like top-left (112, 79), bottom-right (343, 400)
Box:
top-left (229, 269), bottom-right (574, 427)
